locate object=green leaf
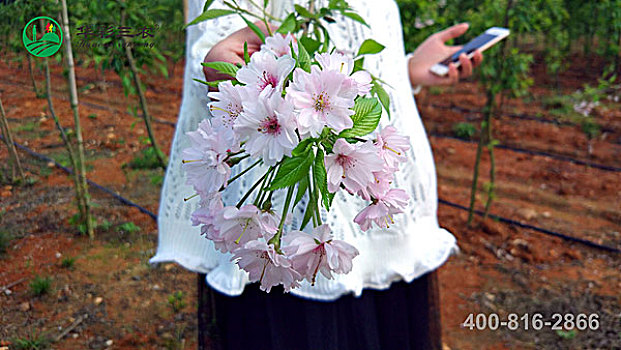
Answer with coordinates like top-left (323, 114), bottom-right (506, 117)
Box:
top-left (276, 13), bottom-right (297, 34)
top-left (353, 57), bottom-right (364, 72)
top-left (297, 39), bottom-right (312, 72)
top-left (268, 151), bottom-right (315, 190)
top-left (203, 0), bottom-right (215, 12)
top-left (372, 82), bottom-right (391, 118)
top-left (293, 175), bottom-right (309, 209)
top-left (192, 78), bottom-right (227, 87)
top-left (243, 41), bottom-right (250, 64)
top-left (300, 37), bottom-right (321, 56)
top-left (187, 9), bottom-right (235, 27)
top-left (342, 12), bottom-right (368, 27)
top-left (294, 4), bottom-right (316, 19)
top-left (357, 39), bottom-right (385, 56)
top-left (339, 98), bottom-right (382, 138)
top-left (201, 61), bottom-right (239, 78)
top-left (292, 138), bottom-right (315, 156)
top-left (313, 150), bottom-right (333, 210)
top-left (300, 189), bottom-right (315, 230)
top-left (240, 16), bottom-right (266, 42)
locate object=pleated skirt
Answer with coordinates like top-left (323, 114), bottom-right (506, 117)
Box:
top-left (200, 272), bottom-right (441, 350)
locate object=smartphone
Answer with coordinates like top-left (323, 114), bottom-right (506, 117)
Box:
top-left (429, 27), bottom-right (510, 77)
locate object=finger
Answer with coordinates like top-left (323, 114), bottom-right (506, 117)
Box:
top-left (458, 53), bottom-right (473, 78)
top-left (447, 63), bottom-right (459, 85)
top-left (437, 23), bottom-right (469, 43)
top-left (471, 50), bottom-right (483, 68)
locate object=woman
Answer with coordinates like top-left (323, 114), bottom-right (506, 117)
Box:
top-left (152, 0), bottom-right (482, 349)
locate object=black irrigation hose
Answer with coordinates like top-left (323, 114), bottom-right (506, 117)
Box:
top-left (430, 133), bottom-right (621, 172)
top-left (1, 136), bottom-right (157, 221)
top-left (438, 198), bottom-right (620, 254)
top-left (3, 137), bottom-right (618, 254)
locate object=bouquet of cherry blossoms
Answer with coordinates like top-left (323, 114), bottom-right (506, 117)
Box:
top-left (184, 0), bottom-right (411, 292)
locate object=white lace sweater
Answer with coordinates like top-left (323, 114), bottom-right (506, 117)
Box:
top-left (151, 0), bottom-right (457, 301)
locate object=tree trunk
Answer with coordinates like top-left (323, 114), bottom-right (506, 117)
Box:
top-left (120, 8), bottom-right (167, 170)
top-left (44, 58), bottom-right (85, 221)
top-left (60, 0), bottom-right (94, 239)
top-left (26, 54), bottom-right (41, 98)
top-left (0, 97), bottom-right (26, 183)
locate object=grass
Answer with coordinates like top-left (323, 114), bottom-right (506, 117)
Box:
top-left (0, 231), bottom-right (12, 256)
top-left (29, 275), bottom-right (52, 296)
top-left (127, 147), bottom-right (165, 170)
top-left (452, 122), bottom-right (477, 140)
top-left (60, 256), bottom-right (76, 269)
top-left (15, 121), bottom-right (38, 132)
top-left (167, 291), bottom-right (186, 313)
top-left (117, 222), bottom-right (141, 234)
top-left (11, 331), bottom-right (49, 350)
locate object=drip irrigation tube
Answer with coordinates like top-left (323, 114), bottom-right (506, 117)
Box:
top-left (3, 137), bottom-right (157, 221)
top-left (431, 133), bottom-right (621, 172)
top-left (3, 136), bottom-right (618, 254)
top-left (438, 199), bottom-right (620, 254)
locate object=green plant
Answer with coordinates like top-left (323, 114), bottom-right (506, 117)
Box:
top-left (452, 122), bottom-right (476, 140)
top-left (11, 330), bottom-right (49, 350)
top-left (117, 222), bottom-right (141, 234)
top-left (0, 231), bottom-right (12, 256)
top-left (30, 275), bottom-right (52, 296)
top-left (150, 173), bottom-right (164, 186)
top-left (127, 147), bottom-right (167, 170)
top-left (97, 219), bottom-right (113, 231)
top-left (167, 291), bottom-right (186, 313)
top-left (556, 329), bottom-right (576, 339)
top-left (60, 256), bottom-right (76, 269)
top-left (87, 113), bottom-right (97, 119)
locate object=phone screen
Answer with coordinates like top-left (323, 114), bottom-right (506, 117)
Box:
top-left (440, 33), bottom-right (497, 66)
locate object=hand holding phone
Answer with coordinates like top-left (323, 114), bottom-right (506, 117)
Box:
top-left (429, 27), bottom-right (510, 76)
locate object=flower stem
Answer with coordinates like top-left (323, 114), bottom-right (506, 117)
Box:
top-left (269, 185), bottom-right (295, 250)
top-left (227, 159), bottom-right (261, 186)
top-left (236, 167), bottom-right (273, 208)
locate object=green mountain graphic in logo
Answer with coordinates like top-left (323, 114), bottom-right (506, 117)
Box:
top-left (23, 16), bottom-right (63, 57)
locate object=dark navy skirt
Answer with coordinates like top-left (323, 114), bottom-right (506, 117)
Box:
top-left (198, 272), bottom-right (441, 350)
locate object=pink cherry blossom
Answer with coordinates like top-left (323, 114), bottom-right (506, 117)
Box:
top-left (375, 126), bottom-right (410, 170)
top-left (236, 51), bottom-right (294, 95)
top-left (207, 81), bottom-right (246, 129)
top-left (286, 66), bottom-right (358, 137)
top-left (325, 139), bottom-right (384, 193)
top-left (235, 89), bottom-right (299, 166)
top-left (315, 52), bottom-right (372, 95)
top-left (232, 240), bottom-right (301, 292)
top-left (182, 120), bottom-right (240, 195)
top-left (284, 225), bottom-right (359, 284)
top-left (209, 205), bottom-right (274, 254)
top-left (191, 192), bottom-right (224, 236)
top-left (356, 169), bottom-right (394, 201)
top-left (261, 33), bottom-right (297, 57)
top-left (353, 188), bottom-right (410, 231)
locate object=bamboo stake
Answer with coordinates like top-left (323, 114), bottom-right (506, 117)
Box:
top-left (59, 0), bottom-right (94, 238)
top-left (120, 9), bottom-right (167, 169)
top-left (0, 97), bottom-right (26, 182)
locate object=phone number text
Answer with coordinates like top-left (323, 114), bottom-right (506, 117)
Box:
top-left (462, 313), bottom-right (600, 331)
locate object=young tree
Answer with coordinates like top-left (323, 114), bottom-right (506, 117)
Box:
top-left (59, 0), bottom-right (94, 238)
top-left (0, 97), bottom-right (26, 183)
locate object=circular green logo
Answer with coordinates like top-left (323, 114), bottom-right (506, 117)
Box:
top-left (23, 16), bottom-right (63, 57)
